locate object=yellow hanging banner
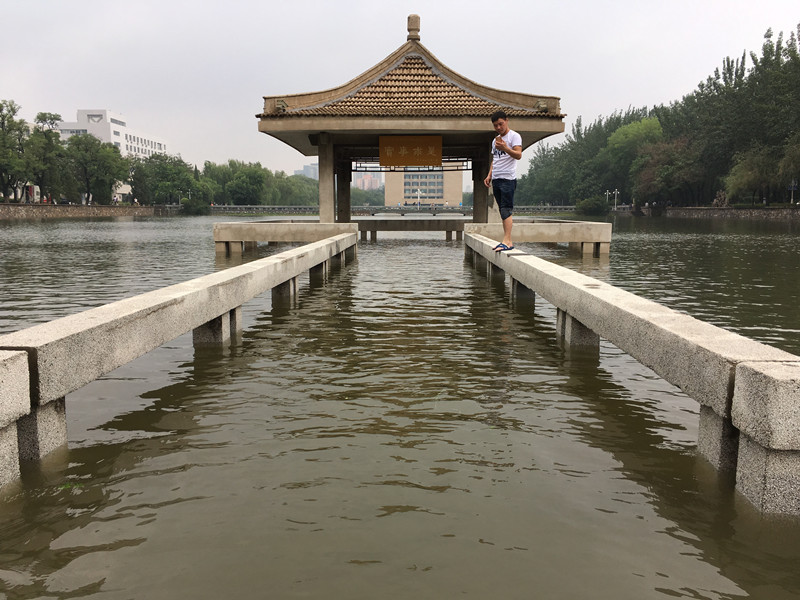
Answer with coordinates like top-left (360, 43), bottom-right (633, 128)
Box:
top-left (379, 136), bottom-right (442, 167)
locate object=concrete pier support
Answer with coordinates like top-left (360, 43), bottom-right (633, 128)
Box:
top-left (731, 361), bottom-right (800, 513)
top-left (446, 230), bottom-right (453, 241)
top-left (360, 230), bottom-right (368, 241)
top-left (318, 133), bottom-right (335, 223)
top-left (464, 245), bottom-right (475, 263)
top-left (697, 405), bottom-right (739, 472)
top-left (556, 309), bottom-right (600, 348)
top-left (310, 260), bottom-right (329, 284)
top-left (273, 276), bottom-right (298, 300)
top-left (17, 398), bottom-right (67, 461)
top-left (336, 162), bottom-right (352, 223)
top-left (229, 306), bottom-right (243, 338)
top-left (472, 160), bottom-right (489, 223)
top-left (215, 241), bottom-right (244, 256)
top-left (736, 435), bottom-right (800, 514)
top-left (568, 241), bottom-right (611, 257)
top-left (511, 277), bottom-right (535, 302)
top-left (487, 262), bottom-right (504, 282)
top-left (193, 312), bottom-right (232, 345)
top-left (0, 423), bottom-right (19, 487)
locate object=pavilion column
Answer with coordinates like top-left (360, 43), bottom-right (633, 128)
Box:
top-left (318, 133), bottom-right (335, 223)
top-left (336, 160), bottom-right (352, 223)
top-left (472, 159), bottom-right (490, 223)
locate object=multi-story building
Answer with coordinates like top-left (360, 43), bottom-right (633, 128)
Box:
top-left (353, 171), bottom-right (383, 191)
top-left (384, 166), bottom-right (464, 206)
top-left (293, 163), bottom-right (319, 180)
top-left (57, 109), bottom-right (169, 160)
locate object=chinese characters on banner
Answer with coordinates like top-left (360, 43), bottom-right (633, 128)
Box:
top-left (379, 136), bottom-right (443, 167)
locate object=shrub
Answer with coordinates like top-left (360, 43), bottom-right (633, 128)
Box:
top-left (575, 195), bottom-right (610, 216)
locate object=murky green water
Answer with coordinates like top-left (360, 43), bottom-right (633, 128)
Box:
top-left (0, 215), bottom-right (799, 599)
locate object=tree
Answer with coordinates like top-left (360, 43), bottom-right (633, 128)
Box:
top-left (226, 165), bottom-right (267, 205)
top-left (66, 134), bottom-right (129, 204)
top-left (725, 143), bottom-right (780, 203)
top-left (130, 153), bottom-right (195, 204)
top-left (631, 137), bottom-right (704, 205)
top-left (595, 117), bottom-right (663, 201)
top-left (778, 131), bottom-right (800, 191)
top-left (350, 185), bottom-right (383, 206)
top-left (575, 194), bottom-right (610, 216)
top-left (0, 100), bottom-right (29, 201)
top-left (24, 112), bottom-right (67, 201)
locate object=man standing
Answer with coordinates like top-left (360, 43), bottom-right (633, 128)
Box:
top-left (484, 110), bottom-right (522, 251)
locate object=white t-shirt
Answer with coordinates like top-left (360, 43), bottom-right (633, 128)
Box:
top-left (491, 129), bottom-right (522, 180)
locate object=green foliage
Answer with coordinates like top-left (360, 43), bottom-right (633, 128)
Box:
top-left (725, 143), bottom-right (781, 202)
top-left (274, 173), bottom-right (318, 205)
top-left (778, 131), bottom-right (800, 186)
top-left (518, 108), bottom-right (650, 206)
top-left (24, 112), bottom-right (68, 201)
top-left (130, 154), bottom-right (196, 204)
top-left (521, 23), bottom-right (800, 207)
top-left (66, 134), bottom-right (129, 204)
top-left (0, 99), bottom-right (28, 201)
top-left (574, 195), bottom-right (610, 216)
top-left (350, 186), bottom-right (384, 206)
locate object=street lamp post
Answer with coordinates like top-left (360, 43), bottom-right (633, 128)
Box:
top-left (613, 188), bottom-right (619, 210)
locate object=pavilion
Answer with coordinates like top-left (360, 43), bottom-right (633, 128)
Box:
top-left (256, 14), bottom-right (565, 223)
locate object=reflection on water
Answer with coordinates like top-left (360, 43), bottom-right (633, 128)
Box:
top-left (0, 217), bottom-right (799, 598)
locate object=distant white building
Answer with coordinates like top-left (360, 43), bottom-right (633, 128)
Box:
top-left (57, 109), bottom-right (169, 160)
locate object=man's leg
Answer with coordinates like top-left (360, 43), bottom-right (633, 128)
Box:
top-left (502, 214), bottom-right (513, 247)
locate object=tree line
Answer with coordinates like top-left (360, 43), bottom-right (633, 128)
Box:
top-left (1, 99), bottom-right (362, 214)
top-left (516, 25), bottom-right (800, 212)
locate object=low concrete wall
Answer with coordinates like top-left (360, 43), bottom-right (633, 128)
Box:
top-left (0, 204), bottom-right (158, 220)
top-left (663, 207), bottom-right (800, 220)
top-left (355, 218), bottom-right (466, 232)
top-left (0, 233), bottom-right (357, 487)
top-left (214, 222), bottom-right (358, 244)
top-left (212, 219), bottom-right (611, 250)
top-left (465, 221), bottom-right (611, 246)
top-left (465, 233), bottom-right (800, 515)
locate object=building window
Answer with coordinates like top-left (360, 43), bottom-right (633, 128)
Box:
top-left (113, 130), bottom-right (120, 136)
top-left (110, 118), bottom-right (126, 126)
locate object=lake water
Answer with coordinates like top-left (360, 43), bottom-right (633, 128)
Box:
top-left (0, 215), bottom-right (799, 599)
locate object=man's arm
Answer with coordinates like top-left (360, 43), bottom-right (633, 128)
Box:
top-left (495, 137), bottom-right (522, 160)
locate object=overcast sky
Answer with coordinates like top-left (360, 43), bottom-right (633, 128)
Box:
top-left (3, 0), bottom-right (798, 178)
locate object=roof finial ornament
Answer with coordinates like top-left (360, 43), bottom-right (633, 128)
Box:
top-left (407, 14), bottom-right (420, 42)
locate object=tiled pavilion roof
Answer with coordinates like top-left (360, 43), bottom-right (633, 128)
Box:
top-left (261, 54), bottom-right (563, 119)
top-left (257, 15), bottom-right (564, 157)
